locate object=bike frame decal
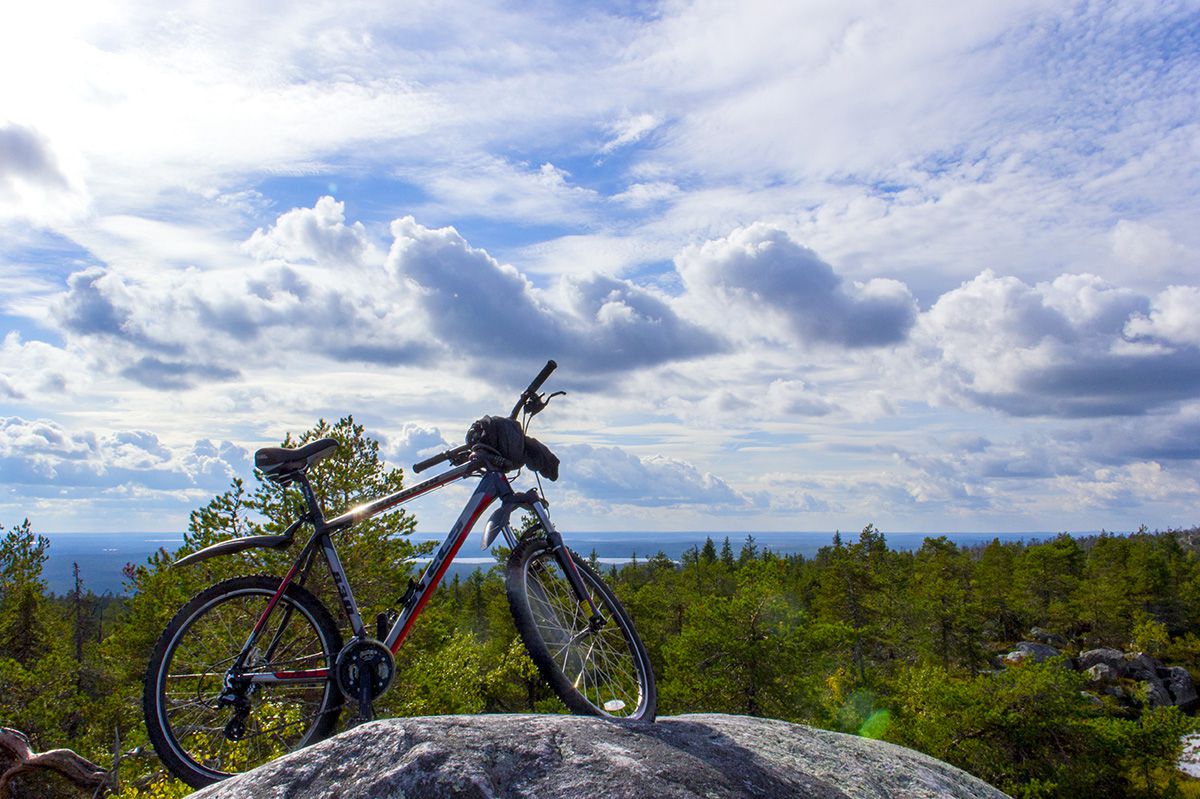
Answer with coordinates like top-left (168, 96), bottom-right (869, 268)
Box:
top-left (384, 474), bottom-right (506, 651)
top-left (254, 669), bottom-right (328, 683)
top-left (320, 534), bottom-right (367, 637)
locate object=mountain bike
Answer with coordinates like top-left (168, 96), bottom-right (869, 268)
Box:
top-left (142, 361), bottom-right (657, 787)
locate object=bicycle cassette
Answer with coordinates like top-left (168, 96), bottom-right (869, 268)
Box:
top-left (335, 638), bottom-right (395, 701)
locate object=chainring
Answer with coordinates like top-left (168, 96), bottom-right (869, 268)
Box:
top-left (334, 638), bottom-right (395, 701)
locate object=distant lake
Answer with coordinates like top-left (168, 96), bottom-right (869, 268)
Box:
top-left (42, 529), bottom-right (1060, 596)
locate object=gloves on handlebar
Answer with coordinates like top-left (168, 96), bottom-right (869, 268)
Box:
top-left (465, 416), bottom-right (559, 481)
top-left (522, 436), bottom-right (559, 481)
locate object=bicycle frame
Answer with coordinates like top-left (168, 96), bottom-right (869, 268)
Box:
top-left (232, 459), bottom-right (548, 687)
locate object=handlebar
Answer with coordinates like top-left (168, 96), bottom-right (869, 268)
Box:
top-left (412, 360), bottom-right (558, 474)
top-left (412, 444), bottom-right (470, 474)
top-left (510, 359), bottom-right (556, 419)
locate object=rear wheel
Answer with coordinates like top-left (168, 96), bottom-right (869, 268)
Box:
top-left (506, 533), bottom-right (657, 721)
top-left (143, 575), bottom-right (342, 787)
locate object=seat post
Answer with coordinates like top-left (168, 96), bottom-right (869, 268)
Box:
top-left (294, 473), bottom-right (327, 528)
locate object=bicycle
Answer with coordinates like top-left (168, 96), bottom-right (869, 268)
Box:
top-left (142, 361), bottom-right (657, 788)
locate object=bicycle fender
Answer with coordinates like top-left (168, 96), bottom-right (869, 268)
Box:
top-left (173, 534), bottom-right (293, 568)
top-left (482, 490), bottom-right (541, 549)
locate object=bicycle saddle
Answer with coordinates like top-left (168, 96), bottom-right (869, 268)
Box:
top-left (255, 437), bottom-right (338, 483)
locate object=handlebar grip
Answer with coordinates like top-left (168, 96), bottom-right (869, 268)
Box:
top-left (412, 452), bottom-right (445, 474)
top-left (527, 359), bottom-right (557, 394)
top-left (413, 443), bottom-right (473, 473)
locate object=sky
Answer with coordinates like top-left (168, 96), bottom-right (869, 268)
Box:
top-left (1, 0), bottom-right (1198, 536)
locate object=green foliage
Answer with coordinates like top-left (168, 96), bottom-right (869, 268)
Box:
top-left (662, 560), bottom-right (817, 719)
top-left (1134, 617), bottom-right (1172, 658)
top-left (10, 457), bottom-right (1200, 799)
top-left (887, 661), bottom-right (1127, 797)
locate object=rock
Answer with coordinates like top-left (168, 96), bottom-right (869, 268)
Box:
top-left (1029, 627), bottom-right (1066, 648)
top-left (1003, 642), bottom-right (1061, 665)
top-left (1102, 684), bottom-right (1130, 702)
top-left (1145, 679), bottom-right (1174, 708)
top-left (1122, 652), bottom-right (1162, 682)
top-left (1078, 648), bottom-right (1124, 672)
top-left (1165, 666), bottom-right (1198, 709)
top-left (1180, 733), bottom-right (1200, 779)
top-left (1085, 663), bottom-right (1117, 685)
top-left (188, 714), bottom-right (1010, 799)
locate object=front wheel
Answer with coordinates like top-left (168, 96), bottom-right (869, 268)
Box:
top-left (506, 534), bottom-right (657, 721)
top-left (143, 575), bottom-right (343, 788)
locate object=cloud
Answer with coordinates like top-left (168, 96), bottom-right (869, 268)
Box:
top-left (0, 333), bottom-right (79, 397)
top-left (0, 416), bottom-right (246, 492)
top-left (1125, 286), bottom-right (1200, 348)
top-left (0, 124), bottom-right (86, 224)
top-left (387, 215), bottom-right (722, 372)
top-left (0, 124), bottom-right (68, 191)
top-left (50, 199), bottom-right (436, 388)
top-left (244, 196), bottom-right (369, 265)
top-left (676, 223), bottom-right (917, 347)
top-left (610, 181), bottom-right (680, 209)
top-left (120, 357), bottom-right (239, 391)
top-left (42, 201), bottom-right (719, 395)
top-left (917, 270), bottom-right (1200, 417)
top-left (1052, 461), bottom-right (1200, 513)
top-left (559, 443), bottom-right (748, 508)
top-left (413, 157), bottom-right (600, 225)
top-left (385, 423), bottom-right (453, 472)
top-left (600, 112), bottom-right (661, 154)
top-left (1092, 408), bottom-right (1200, 464)
top-left (60, 267), bottom-right (135, 338)
top-left (1110, 220), bottom-right (1190, 274)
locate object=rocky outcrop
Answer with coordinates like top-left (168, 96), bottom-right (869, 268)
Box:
top-left (1084, 663), bottom-right (1118, 685)
top-left (1029, 627), bottom-right (1067, 648)
top-left (1003, 641), bottom-right (1062, 664)
top-left (1021, 647), bottom-right (1198, 710)
top-left (1078, 648), bottom-right (1124, 672)
top-left (1165, 666), bottom-right (1198, 708)
top-left (190, 714), bottom-right (1010, 799)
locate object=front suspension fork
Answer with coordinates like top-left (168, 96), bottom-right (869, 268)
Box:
top-left (530, 501), bottom-right (606, 627)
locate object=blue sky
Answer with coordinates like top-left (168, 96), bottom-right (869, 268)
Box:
top-left (1, 0), bottom-right (1198, 535)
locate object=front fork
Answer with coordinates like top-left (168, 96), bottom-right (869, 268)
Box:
top-left (529, 500), bottom-right (606, 628)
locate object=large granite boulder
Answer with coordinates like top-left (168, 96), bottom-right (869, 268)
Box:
top-left (189, 714), bottom-right (1010, 799)
top-left (1078, 648), bottom-right (1125, 672)
top-left (1122, 652), bottom-right (1161, 682)
top-left (1085, 663), bottom-right (1118, 685)
top-left (1165, 666), bottom-right (1198, 710)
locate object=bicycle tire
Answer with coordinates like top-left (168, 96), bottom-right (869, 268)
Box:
top-left (506, 534), bottom-right (657, 721)
top-left (143, 574), bottom-right (343, 787)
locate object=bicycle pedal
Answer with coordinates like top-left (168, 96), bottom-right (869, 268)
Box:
top-left (376, 610), bottom-right (398, 640)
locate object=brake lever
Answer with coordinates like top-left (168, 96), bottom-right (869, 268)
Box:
top-left (523, 390), bottom-right (566, 417)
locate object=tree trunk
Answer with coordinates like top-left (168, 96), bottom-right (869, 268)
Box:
top-left (0, 728), bottom-right (109, 798)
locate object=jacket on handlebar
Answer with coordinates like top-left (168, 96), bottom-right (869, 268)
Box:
top-left (466, 416), bottom-right (559, 481)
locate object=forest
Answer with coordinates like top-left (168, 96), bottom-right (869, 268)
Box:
top-left (2, 415), bottom-right (1199, 798)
